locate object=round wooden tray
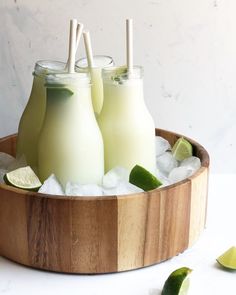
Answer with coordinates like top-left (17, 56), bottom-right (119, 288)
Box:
top-left (0, 129), bottom-right (209, 274)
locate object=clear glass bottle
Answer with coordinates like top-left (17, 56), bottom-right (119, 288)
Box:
top-left (16, 61), bottom-right (66, 172)
top-left (75, 55), bottom-right (114, 116)
top-left (38, 73), bottom-right (104, 188)
top-left (98, 66), bottom-right (156, 174)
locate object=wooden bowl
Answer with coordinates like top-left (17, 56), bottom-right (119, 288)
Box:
top-left (0, 129), bottom-right (209, 274)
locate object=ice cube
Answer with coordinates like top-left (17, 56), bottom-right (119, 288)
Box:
top-left (168, 166), bottom-right (192, 183)
top-left (38, 174), bottom-right (64, 195)
top-left (0, 152), bottom-right (15, 170)
top-left (80, 184), bottom-right (103, 196)
top-left (65, 182), bottom-right (103, 196)
top-left (0, 169), bottom-right (7, 184)
top-left (156, 167), bottom-right (168, 180)
top-left (103, 181), bottom-right (143, 196)
top-left (180, 156), bottom-right (201, 175)
top-left (156, 136), bottom-right (171, 157)
top-left (8, 154), bottom-right (27, 171)
top-left (156, 168), bottom-right (171, 188)
top-left (159, 178), bottom-right (171, 188)
top-left (156, 152), bottom-right (178, 175)
top-left (102, 166), bottom-right (129, 189)
top-left (65, 182), bottom-right (82, 196)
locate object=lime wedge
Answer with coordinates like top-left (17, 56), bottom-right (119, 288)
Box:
top-left (162, 267), bottom-right (192, 295)
top-left (4, 166), bottom-right (42, 191)
top-left (129, 165), bottom-right (162, 191)
top-left (172, 137), bottom-right (193, 161)
top-left (47, 87), bottom-right (74, 100)
top-left (216, 246), bottom-right (236, 270)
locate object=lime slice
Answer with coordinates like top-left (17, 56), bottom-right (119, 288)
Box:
top-left (4, 166), bottom-right (42, 191)
top-left (216, 246), bottom-right (236, 270)
top-left (172, 137), bottom-right (193, 161)
top-left (161, 267), bottom-right (192, 295)
top-left (129, 165), bottom-right (162, 191)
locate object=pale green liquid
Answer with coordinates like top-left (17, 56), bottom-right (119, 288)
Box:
top-left (98, 79), bottom-right (156, 174)
top-left (16, 75), bottom-right (46, 172)
top-left (38, 83), bottom-right (104, 188)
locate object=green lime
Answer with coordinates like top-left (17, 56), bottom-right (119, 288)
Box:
top-left (129, 165), bottom-right (162, 191)
top-left (216, 246), bottom-right (236, 270)
top-left (4, 166), bottom-right (42, 191)
top-left (162, 267), bottom-right (192, 295)
top-left (172, 137), bottom-right (193, 161)
top-left (46, 87), bottom-right (74, 100)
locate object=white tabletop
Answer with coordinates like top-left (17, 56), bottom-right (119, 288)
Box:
top-left (0, 174), bottom-right (235, 295)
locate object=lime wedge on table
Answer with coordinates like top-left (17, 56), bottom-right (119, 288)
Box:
top-left (216, 246), bottom-right (236, 270)
top-left (4, 166), bottom-right (42, 191)
top-left (162, 267), bottom-right (192, 295)
top-left (129, 165), bottom-right (162, 191)
top-left (172, 137), bottom-right (193, 161)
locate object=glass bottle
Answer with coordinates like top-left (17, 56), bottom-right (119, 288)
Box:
top-left (75, 55), bottom-right (114, 116)
top-left (16, 61), bottom-right (66, 172)
top-left (98, 66), bottom-right (156, 174)
top-left (38, 72), bottom-right (104, 188)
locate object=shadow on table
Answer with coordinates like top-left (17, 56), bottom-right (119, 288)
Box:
top-left (149, 288), bottom-right (162, 295)
top-left (213, 261), bottom-right (236, 273)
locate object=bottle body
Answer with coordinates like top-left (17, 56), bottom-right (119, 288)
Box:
top-left (16, 74), bottom-right (45, 172)
top-left (76, 55), bottom-right (114, 116)
top-left (38, 73), bottom-right (104, 188)
top-left (16, 61), bottom-right (66, 172)
top-left (98, 66), bottom-right (156, 174)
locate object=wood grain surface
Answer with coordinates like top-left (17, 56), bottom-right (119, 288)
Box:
top-left (0, 129), bottom-right (209, 273)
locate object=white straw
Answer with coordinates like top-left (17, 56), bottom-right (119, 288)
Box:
top-left (66, 22), bottom-right (84, 70)
top-left (67, 19), bottom-right (77, 73)
top-left (126, 18), bottom-right (133, 73)
top-left (75, 23), bottom-right (84, 50)
top-left (83, 30), bottom-right (95, 68)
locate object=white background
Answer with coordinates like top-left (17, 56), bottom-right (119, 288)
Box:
top-left (0, 0), bottom-right (235, 171)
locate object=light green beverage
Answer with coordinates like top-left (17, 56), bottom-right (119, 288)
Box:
top-left (75, 55), bottom-right (114, 115)
top-left (16, 61), bottom-right (66, 172)
top-left (38, 73), bottom-right (104, 188)
top-left (98, 66), bottom-right (156, 174)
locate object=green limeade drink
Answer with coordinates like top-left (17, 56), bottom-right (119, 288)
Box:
top-left (16, 61), bottom-right (66, 172)
top-left (98, 66), bottom-right (156, 174)
top-left (38, 72), bottom-right (104, 188)
top-left (76, 56), bottom-right (114, 116)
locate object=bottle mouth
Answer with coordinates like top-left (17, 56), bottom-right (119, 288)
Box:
top-left (45, 72), bottom-right (91, 87)
top-left (75, 55), bottom-right (114, 69)
top-left (34, 60), bottom-right (67, 77)
top-left (102, 66), bottom-right (143, 84)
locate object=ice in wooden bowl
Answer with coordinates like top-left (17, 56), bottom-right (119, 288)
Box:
top-left (0, 129), bottom-right (209, 274)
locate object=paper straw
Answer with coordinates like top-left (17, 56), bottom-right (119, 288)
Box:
top-left (67, 19), bottom-right (77, 73)
top-left (66, 22), bottom-right (84, 70)
top-left (83, 30), bottom-right (95, 68)
top-left (126, 18), bottom-right (133, 73)
top-left (75, 23), bottom-right (84, 50)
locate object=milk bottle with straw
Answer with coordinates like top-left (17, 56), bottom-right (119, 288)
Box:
top-left (76, 32), bottom-right (114, 115)
top-left (98, 19), bottom-right (156, 173)
top-left (38, 19), bottom-right (104, 188)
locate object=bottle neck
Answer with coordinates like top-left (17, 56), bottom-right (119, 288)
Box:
top-left (34, 60), bottom-right (66, 78)
top-left (28, 73), bottom-right (45, 103)
top-left (44, 85), bottom-right (94, 126)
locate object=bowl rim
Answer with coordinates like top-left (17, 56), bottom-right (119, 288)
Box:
top-left (0, 128), bottom-right (210, 201)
